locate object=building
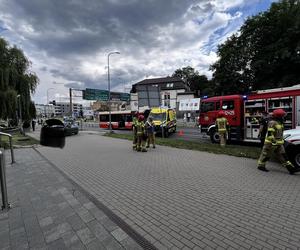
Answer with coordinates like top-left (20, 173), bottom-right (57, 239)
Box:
top-left (131, 76), bottom-right (190, 111)
top-left (54, 102), bottom-right (83, 117)
top-left (35, 104), bottom-right (55, 118)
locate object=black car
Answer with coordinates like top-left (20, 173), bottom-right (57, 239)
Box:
top-left (63, 118), bottom-right (79, 136)
top-left (284, 128), bottom-right (300, 168)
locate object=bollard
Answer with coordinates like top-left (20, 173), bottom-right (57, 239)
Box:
top-left (0, 150), bottom-right (10, 210)
top-left (0, 132), bottom-right (15, 164)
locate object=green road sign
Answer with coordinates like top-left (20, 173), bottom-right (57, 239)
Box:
top-left (83, 88), bottom-right (130, 102)
top-left (83, 89), bottom-right (109, 101)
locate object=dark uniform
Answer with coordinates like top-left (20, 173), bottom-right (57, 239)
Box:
top-left (145, 117), bottom-right (155, 148)
top-left (258, 115), bottom-right (268, 148)
top-left (257, 109), bottom-right (297, 174)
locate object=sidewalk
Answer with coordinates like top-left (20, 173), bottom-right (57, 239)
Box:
top-left (0, 148), bottom-right (144, 250)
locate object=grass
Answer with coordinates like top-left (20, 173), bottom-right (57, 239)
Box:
top-left (103, 132), bottom-right (261, 159)
top-left (0, 132), bottom-right (39, 149)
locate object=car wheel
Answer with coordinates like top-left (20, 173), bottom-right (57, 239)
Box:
top-left (210, 129), bottom-right (220, 143)
top-left (291, 147), bottom-right (300, 168)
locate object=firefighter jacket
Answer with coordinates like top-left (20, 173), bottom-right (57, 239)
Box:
top-left (215, 117), bottom-right (229, 133)
top-left (136, 121), bottom-right (145, 136)
top-left (265, 119), bottom-right (284, 145)
top-left (132, 117), bottom-right (138, 128)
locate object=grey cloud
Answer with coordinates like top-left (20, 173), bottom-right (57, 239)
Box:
top-left (3, 0), bottom-right (195, 58)
top-left (39, 66), bottom-right (47, 71)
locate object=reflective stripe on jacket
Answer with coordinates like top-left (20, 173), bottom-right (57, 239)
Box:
top-left (264, 120), bottom-right (284, 145)
top-left (216, 117), bottom-right (228, 133)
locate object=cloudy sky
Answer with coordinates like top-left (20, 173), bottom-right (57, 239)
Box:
top-left (0, 0), bottom-right (277, 105)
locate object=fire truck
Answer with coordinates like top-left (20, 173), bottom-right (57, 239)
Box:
top-left (199, 84), bottom-right (300, 143)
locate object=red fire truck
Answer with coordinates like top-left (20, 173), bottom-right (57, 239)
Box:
top-left (199, 84), bottom-right (300, 143)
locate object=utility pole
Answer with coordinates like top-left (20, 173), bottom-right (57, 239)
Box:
top-left (69, 88), bottom-right (73, 117)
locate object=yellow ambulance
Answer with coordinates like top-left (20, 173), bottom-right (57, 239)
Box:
top-left (149, 107), bottom-right (176, 137)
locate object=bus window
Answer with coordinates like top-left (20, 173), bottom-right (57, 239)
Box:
top-left (216, 101), bottom-right (221, 110)
top-left (126, 115), bottom-right (132, 122)
top-left (222, 100), bottom-right (234, 110)
top-left (100, 115), bottom-right (108, 122)
top-left (200, 102), bottom-right (215, 112)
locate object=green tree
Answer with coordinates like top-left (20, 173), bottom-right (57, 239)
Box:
top-left (211, 0), bottom-right (300, 94)
top-left (0, 37), bottom-right (38, 121)
top-left (172, 66), bottom-right (213, 95)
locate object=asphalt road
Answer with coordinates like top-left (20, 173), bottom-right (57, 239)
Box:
top-left (80, 122), bottom-right (210, 143)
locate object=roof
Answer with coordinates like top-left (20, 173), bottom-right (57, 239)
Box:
top-left (202, 95), bottom-right (243, 102)
top-left (177, 91), bottom-right (196, 95)
top-left (133, 76), bottom-right (189, 91)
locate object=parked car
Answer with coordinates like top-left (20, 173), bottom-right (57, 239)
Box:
top-left (63, 117), bottom-right (79, 136)
top-left (284, 127), bottom-right (300, 168)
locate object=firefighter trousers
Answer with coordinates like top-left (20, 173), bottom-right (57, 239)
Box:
top-left (133, 127), bottom-right (137, 149)
top-left (146, 133), bottom-right (155, 148)
top-left (258, 144), bottom-right (294, 169)
top-left (137, 135), bottom-right (146, 152)
top-left (219, 131), bottom-right (227, 147)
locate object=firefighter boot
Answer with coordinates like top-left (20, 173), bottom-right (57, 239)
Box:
top-left (141, 147), bottom-right (147, 152)
top-left (285, 163), bottom-right (297, 175)
top-left (257, 166), bottom-right (269, 172)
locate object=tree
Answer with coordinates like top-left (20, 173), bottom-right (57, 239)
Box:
top-left (0, 37), bottom-right (38, 121)
top-left (172, 66), bottom-right (213, 96)
top-left (211, 0), bottom-right (300, 94)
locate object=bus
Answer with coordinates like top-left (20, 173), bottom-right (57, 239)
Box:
top-left (99, 110), bottom-right (133, 129)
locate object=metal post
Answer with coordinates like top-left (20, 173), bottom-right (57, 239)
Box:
top-left (107, 51), bottom-right (120, 133)
top-left (0, 150), bottom-right (10, 210)
top-left (108, 55), bottom-right (111, 133)
top-left (8, 137), bottom-right (15, 164)
top-left (0, 132), bottom-right (15, 164)
top-left (69, 88), bottom-right (73, 117)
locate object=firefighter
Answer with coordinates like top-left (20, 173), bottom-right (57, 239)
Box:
top-left (215, 110), bottom-right (229, 147)
top-left (257, 109), bottom-right (297, 174)
top-left (145, 116), bottom-right (155, 148)
top-left (258, 111), bottom-right (269, 148)
top-left (136, 115), bottom-right (147, 152)
top-left (132, 112), bottom-right (138, 150)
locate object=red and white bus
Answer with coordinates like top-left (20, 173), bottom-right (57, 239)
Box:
top-left (99, 110), bottom-right (134, 129)
top-left (199, 84), bottom-right (300, 143)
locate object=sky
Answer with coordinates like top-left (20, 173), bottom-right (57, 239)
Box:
top-left (0, 0), bottom-right (277, 105)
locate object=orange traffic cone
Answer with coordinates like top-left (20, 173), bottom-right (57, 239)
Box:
top-left (178, 130), bottom-right (184, 136)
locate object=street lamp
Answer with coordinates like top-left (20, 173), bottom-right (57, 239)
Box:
top-left (16, 95), bottom-right (23, 134)
top-left (107, 51), bottom-right (120, 132)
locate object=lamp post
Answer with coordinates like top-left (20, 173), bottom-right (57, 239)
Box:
top-left (107, 51), bottom-right (120, 133)
top-left (16, 95), bottom-right (23, 134)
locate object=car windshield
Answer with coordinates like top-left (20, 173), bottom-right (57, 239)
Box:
top-left (150, 113), bottom-right (166, 121)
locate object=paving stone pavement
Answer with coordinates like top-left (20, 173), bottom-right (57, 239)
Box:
top-left (0, 148), bottom-right (142, 250)
top-left (32, 133), bottom-right (300, 250)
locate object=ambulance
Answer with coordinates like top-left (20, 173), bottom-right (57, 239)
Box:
top-left (149, 107), bottom-right (176, 137)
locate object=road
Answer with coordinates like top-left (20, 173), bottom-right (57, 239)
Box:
top-left (36, 132), bottom-right (300, 249)
top-left (80, 122), bottom-right (210, 143)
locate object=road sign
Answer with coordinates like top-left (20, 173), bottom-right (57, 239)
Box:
top-left (83, 88), bottom-right (130, 102)
top-left (83, 89), bottom-right (109, 101)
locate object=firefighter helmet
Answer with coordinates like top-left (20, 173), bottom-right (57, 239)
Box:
top-left (217, 110), bottom-right (226, 118)
top-left (138, 115), bottom-right (144, 121)
top-left (272, 109), bottom-right (286, 118)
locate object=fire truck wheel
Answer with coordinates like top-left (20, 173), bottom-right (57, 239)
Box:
top-left (210, 129), bottom-right (220, 144)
